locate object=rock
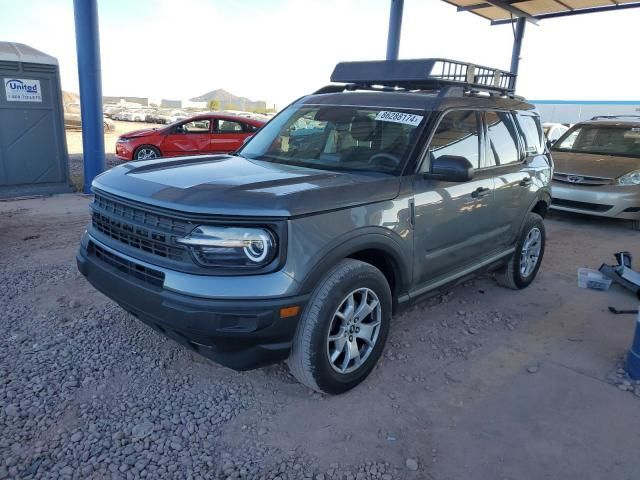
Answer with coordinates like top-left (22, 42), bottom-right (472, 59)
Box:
top-left (69, 299), bottom-right (80, 308)
top-left (526, 365), bottom-right (539, 374)
top-left (70, 432), bottom-right (83, 442)
top-left (132, 421), bottom-right (154, 440)
top-left (406, 458), bottom-right (418, 471)
top-left (4, 404), bottom-right (19, 417)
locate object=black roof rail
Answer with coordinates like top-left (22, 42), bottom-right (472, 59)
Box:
top-left (330, 58), bottom-right (516, 96)
top-left (591, 115), bottom-right (640, 121)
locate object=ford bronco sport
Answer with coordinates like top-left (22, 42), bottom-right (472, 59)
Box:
top-left (77, 59), bottom-right (552, 394)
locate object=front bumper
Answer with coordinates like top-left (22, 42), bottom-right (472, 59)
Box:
top-left (76, 235), bottom-right (308, 370)
top-left (551, 181), bottom-right (640, 220)
top-left (115, 141), bottom-right (134, 161)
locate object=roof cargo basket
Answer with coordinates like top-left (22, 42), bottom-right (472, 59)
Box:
top-left (330, 59), bottom-right (516, 96)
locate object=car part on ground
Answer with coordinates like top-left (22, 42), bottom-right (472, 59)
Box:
top-left (608, 306), bottom-right (639, 315)
top-left (78, 58), bottom-right (552, 393)
top-left (599, 251), bottom-right (640, 299)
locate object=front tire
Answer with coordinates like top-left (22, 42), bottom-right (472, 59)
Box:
top-left (134, 145), bottom-right (161, 160)
top-left (631, 220), bottom-right (640, 231)
top-left (288, 259), bottom-right (392, 394)
top-left (495, 212), bottom-right (546, 290)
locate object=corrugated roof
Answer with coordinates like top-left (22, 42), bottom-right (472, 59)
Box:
top-left (444, 0), bottom-right (640, 24)
top-left (0, 42), bottom-right (58, 65)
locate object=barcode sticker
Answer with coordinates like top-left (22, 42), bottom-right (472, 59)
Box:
top-left (375, 111), bottom-right (423, 126)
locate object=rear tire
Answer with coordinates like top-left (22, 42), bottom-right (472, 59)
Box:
top-left (134, 145), bottom-right (161, 160)
top-left (288, 259), bottom-right (392, 394)
top-left (496, 212), bottom-right (545, 290)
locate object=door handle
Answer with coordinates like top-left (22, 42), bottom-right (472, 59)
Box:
top-left (520, 177), bottom-right (533, 187)
top-left (471, 187), bottom-right (491, 199)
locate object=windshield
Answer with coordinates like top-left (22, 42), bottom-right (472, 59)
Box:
top-left (554, 124), bottom-right (640, 158)
top-left (238, 104), bottom-right (426, 174)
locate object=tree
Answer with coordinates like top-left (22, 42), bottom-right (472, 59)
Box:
top-left (223, 102), bottom-right (239, 111)
top-left (207, 99), bottom-right (221, 111)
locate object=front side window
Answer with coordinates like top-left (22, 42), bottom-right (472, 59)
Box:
top-left (424, 110), bottom-right (480, 170)
top-left (239, 105), bottom-right (425, 174)
top-left (485, 111), bottom-right (521, 166)
top-left (554, 124), bottom-right (640, 158)
top-left (516, 113), bottom-right (544, 155)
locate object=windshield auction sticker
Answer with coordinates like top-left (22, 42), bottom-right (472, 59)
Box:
top-left (4, 78), bottom-right (42, 102)
top-left (375, 111), bottom-right (423, 126)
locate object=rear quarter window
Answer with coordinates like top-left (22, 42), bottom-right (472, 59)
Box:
top-left (516, 113), bottom-right (544, 155)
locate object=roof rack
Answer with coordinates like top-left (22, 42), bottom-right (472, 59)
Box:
top-left (591, 115), bottom-right (640, 121)
top-left (330, 58), bottom-right (516, 96)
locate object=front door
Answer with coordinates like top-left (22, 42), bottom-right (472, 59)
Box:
top-left (210, 118), bottom-right (247, 153)
top-left (161, 119), bottom-right (212, 157)
top-left (412, 110), bottom-right (500, 291)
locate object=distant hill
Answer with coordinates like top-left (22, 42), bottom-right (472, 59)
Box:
top-left (190, 88), bottom-right (266, 112)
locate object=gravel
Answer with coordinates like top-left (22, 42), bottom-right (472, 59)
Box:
top-left (0, 241), bottom-right (406, 479)
top-left (0, 197), bottom-right (540, 479)
top-left (607, 359), bottom-right (640, 399)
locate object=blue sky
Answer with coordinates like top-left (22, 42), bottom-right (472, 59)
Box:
top-left (3, 0), bottom-right (640, 108)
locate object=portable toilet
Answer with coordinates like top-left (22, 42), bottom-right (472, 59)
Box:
top-left (0, 42), bottom-right (70, 197)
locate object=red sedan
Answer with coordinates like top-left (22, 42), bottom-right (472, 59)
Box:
top-left (115, 113), bottom-right (265, 161)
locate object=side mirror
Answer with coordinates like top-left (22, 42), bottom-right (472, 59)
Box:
top-left (546, 139), bottom-right (555, 150)
top-left (427, 155), bottom-right (474, 182)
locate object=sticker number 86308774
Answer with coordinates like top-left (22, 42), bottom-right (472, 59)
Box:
top-left (374, 111), bottom-right (424, 127)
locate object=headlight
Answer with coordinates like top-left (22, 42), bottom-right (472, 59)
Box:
top-left (618, 170), bottom-right (640, 185)
top-left (117, 137), bottom-right (132, 143)
top-left (177, 226), bottom-right (276, 268)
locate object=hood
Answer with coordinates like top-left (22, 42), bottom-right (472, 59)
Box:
top-left (120, 128), bottom-right (161, 139)
top-left (552, 150), bottom-right (640, 179)
top-left (93, 155), bottom-right (401, 217)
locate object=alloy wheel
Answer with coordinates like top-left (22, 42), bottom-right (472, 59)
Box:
top-left (136, 148), bottom-right (158, 160)
top-left (326, 287), bottom-right (382, 374)
top-left (520, 227), bottom-right (542, 277)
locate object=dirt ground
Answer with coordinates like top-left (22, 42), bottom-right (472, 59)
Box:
top-left (1, 194), bottom-right (640, 479)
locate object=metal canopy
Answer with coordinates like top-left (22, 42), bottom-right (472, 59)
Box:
top-left (444, 0), bottom-right (640, 25)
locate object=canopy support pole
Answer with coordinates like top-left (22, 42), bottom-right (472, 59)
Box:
top-left (73, 0), bottom-right (105, 193)
top-left (509, 17), bottom-right (526, 89)
top-left (386, 0), bottom-right (404, 60)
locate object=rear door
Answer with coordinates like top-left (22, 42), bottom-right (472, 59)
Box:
top-left (484, 110), bottom-right (541, 247)
top-left (160, 118), bottom-right (212, 157)
top-left (210, 118), bottom-right (249, 153)
top-left (412, 109), bottom-right (500, 288)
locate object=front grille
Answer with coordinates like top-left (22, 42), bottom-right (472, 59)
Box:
top-left (553, 172), bottom-right (613, 186)
top-left (94, 194), bottom-right (189, 235)
top-left (92, 193), bottom-right (189, 262)
top-left (552, 198), bottom-right (613, 212)
top-left (90, 242), bottom-right (165, 288)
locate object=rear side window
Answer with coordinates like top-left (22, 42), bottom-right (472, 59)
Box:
top-left (425, 110), bottom-right (481, 170)
top-left (516, 113), bottom-right (544, 155)
top-left (217, 119), bottom-right (244, 133)
top-left (485, 111), bottom-right (521, 166)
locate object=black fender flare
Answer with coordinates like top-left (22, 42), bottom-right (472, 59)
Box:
top-left (298, 229), bottom-right (412, 298)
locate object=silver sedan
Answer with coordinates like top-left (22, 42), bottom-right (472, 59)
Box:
top-left (550, 118), bottom-right (640, 230)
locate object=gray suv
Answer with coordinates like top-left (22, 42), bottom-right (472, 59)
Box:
top-left (77, 59), bottom-right (552, 394)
